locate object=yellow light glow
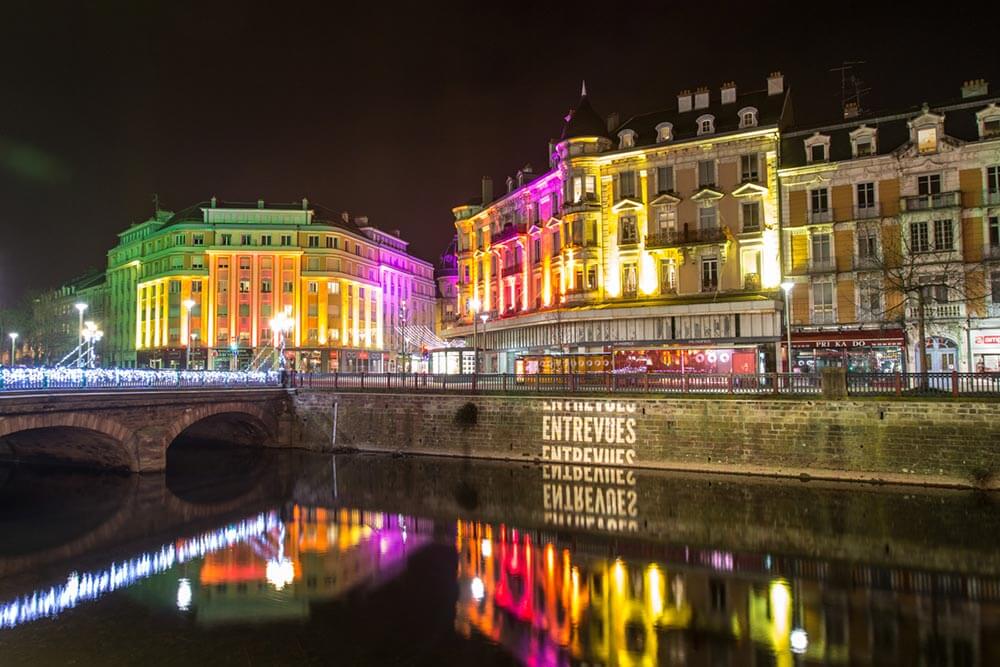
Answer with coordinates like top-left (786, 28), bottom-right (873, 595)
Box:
top-left (769, 579), bottom-right (793, 650)
top-left (647, 564), bottom-right (663, 615)
top-left (613, 559), bottom-right (625, 592)
top-left (546, 543), bottom-right (555, 576)
top-left (639, 252), bottom-right (658, 295)
top-left (606, 251), bottom-right (621, 297)
top-left (761, 228), bottom-right (781, 288)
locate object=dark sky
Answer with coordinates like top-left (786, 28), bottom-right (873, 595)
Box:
top-left (1, 1), bottom-right (998, 306)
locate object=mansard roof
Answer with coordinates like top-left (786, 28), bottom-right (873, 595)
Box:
top-left (615, 87), bottom-right (791, 147)
top-left (780, 93), bottom-right (1000, 168)
top-left (162, 199), bottom-right (362, 233)
top-left (561, 92), bottom-right (610, 141)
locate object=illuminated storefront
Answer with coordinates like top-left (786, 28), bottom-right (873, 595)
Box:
top-left (791, 330), bottom-right (905, 373)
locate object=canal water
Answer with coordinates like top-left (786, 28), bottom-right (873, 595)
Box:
top-left (1, 443), bottom-right (998, 666)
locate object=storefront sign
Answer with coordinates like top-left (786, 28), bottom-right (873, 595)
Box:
top-left (972, 329), bottom-right (1000, 353)
top-left (791, 330), bottom-right (905, 349)
top-left (613, 348), bottom-right (756, 374)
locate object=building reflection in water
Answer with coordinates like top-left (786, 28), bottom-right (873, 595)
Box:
top-left (454, 520), bottom-right (1000, 666)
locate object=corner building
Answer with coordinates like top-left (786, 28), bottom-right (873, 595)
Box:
top-left (778, 80), bottom-right (1000, 373)
top-left (444, 74), bottom-right (791, 374)
top-left (106, 199), bottom-right (435, 370)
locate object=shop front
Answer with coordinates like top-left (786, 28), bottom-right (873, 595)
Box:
top-left (971, 329), bottom-right (1000, 372)
top-left (791, 329), bottom-right (905, 374)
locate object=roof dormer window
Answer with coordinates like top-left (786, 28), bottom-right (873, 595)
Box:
top-left (738, 107), bottom-right (758, 129)
top-left (655, 122), bottom-right (673, 143)
top-left (696, 114), bottom-right (715, 136)
top-left (804, 132), bottom-right (831, 163)
top-left (618, 128), bottom-right (636, 149)
top-left (908, 107), bottom-right (945, 155)
top-left (917, 127), bottom-right (937, 154)
top-left (850, 125), bottom-right (878, 158)
top-left (976, 104), bottom-right (1000, 138)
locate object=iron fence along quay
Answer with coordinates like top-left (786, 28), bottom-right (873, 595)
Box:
top-left (2, 368), bottom-right (999, 397)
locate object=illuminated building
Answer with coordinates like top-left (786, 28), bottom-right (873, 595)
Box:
top-left (443, 74), bottom-right (791, 373)
top-left (778, 79), bottom-right (1000, 373)
top-left (20, 270), bottom-right (108, 365)
top-left (105, 199), bottom-right (435, 370)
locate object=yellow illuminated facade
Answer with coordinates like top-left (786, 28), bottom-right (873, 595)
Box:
top-left (445, 74), bottom-right (791, 372)
top-left (106, 200), bottom-right (435, 370)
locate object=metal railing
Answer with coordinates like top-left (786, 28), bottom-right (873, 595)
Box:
top-left (900, 191), bottom-right (962, 212)
top-left (847, 372), bottom-right (1000, 396)
top-left (0, 368), bottom-right (279, 392)
top-left (645, 227), bottom-right (727, 248)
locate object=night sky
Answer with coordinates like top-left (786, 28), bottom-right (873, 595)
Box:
top-left (1, 1), bottom-right (998, 306)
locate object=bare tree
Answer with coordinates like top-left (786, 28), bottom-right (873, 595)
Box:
top-left (855, 213), bottom-right (993, 386)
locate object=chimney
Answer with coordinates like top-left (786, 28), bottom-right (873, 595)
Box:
top-left (354, 216), bottom-right (369, 226)
top-left (257, 198), bottom-right (264, 209)
top-left (767, 71), bottom-right (784, 96)
top-left (481, 176), bottom-right (493, 204)
top-left (606, 112), bottom-right (619, 132)
top-left (720, 81), bottom-right (736, 105)
top-left (843, 101), bottom-right (860, 119)
top-left (677, 90), bottom-right (693, 113)
top-left (210, 196), bottom-right (217, 208)
top-left (694, 86), bottom-right (710, 110)
top-left (301, 197), bottom-right (309, 210)
top-left (341, 211), bottom-right (350, 223)
top-left (962, 78), bottom-right (989, 98)
top-left (506, 176), bottom-right (515, 193)
top-left (392, 229), bottom-right (401, 238)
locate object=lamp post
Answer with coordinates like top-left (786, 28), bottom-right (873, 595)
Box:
top-left (8, 332), bottom-right (17, 366)
top-left (479, 313), bottom-right (489, 373)
top-left (230, 340), bottom-right (239, 372)
top-left (270, 310), bottom-right (293, 371)
top-left (399, 299), bottom-right (408, 373)
top-left (74, 303), bottom-right (87, 368)
top-left (182, 298), bottom-right (196, 369)
top-left (780, 281), bottom-right (795, 373)
top-left (469, 297), bottom-right (481, 374)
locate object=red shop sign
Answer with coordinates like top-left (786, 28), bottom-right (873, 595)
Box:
top-left (791, 330), bottom-right (905, 350)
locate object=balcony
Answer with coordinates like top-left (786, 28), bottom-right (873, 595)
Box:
top-left (908, 302), bottom-right (965, 320)
top-left (492, 224), bottom-right (527, 244)
top-left (807, 257), bottom-right (837, 274)
top-left (808, 208), bottom-right (833, 224)
top-left (811, 309), bottom-right (837, 325)
top-left (561, 196), bottom-right (600, 214)
top-left (985, 190), bottom-right (1000, 206)
top-left (645, 226), bottom-right (727, 248)
top-left (742, 273), bottom-right (762, 291)
top-left (502, 262), bottom-right (523, 277)
top-left (900, 191), bottom-right (962, 212)
top-left (852, 203), bottom-right (882, 220)
top-left (853, 254), bottom-right (882, 270)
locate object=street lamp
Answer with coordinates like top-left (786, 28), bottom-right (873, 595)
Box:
top-left (399, 299), bottom-right (408, 373)
top-left (780, 281), bottom-right (795, 373)
top-left (230, 339), bottom-right (239, 372)
top-left (81, 321), bottom-right (103, 368)
top-left (183, 299), bottom-right (196, 369)
top-left (469, 297), bottom-right (481, 374)
top-left (479, 313), bottom-right (489, 373)
top-left (270, 310), bottom-right (294, 370)
top-left (8, 332), bottom-right (17, 366)
top-left (74, 303), bottom-right (87, 368)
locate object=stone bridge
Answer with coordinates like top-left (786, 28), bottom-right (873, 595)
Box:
top-left (0, 388), bottom-right (300, 472)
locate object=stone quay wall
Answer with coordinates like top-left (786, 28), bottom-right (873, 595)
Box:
top-left (293, 390), bottom-right (1000, 489)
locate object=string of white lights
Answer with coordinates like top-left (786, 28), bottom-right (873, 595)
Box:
top-left (0, 368), bottom-right (279, 391)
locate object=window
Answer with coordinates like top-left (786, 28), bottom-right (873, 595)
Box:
top-left (810, 144), bottom-right (826, 162)
top-left (918, 174), bottom-right (941, 195)
top-left (218, 280), bottom-right (228, 293)
top-left (701, 257), bottom-right (719, 292)
top-left (655, 122), bottom-right (672, 142)
top-left (193, 234), bottom-right (204, 246)
top-left (622, 263), bottom-right (638, 296)
top-left (617, 171), bottom-right (636, 199)
top-left (742, 201), bottom-right (761, 231)
top-left (812, 280), bottom-right (835, 323)
top-left (857, 226), bottom-right (879, 261)
top-left (740, 154), bottom-right (759, 182)
top-left (328, 282), bottom-right (340, 294)
top-left (586, 266), bottom-right (597, 290)
top-left (910, 221), bottom-right (930, 253)
top-left (283, 281), bottom-right (294, 293)
top-left (857, 182), bottom-right (876, 211)
top-left (261, 279), bottom-right (272, 293)
top-left (533, 238), bottom-right (541, 261)
top-left (987, 166), bottom-right (1000, 200)
top-left (696, 114), bottom-right (715, 135)
top-left (656, 166), bottom-right (673, 193)
top-left (584, 175), bottom-right (596, 200)
top-left (220, 233), bottom-right (232, 246)
top-left (656, 208), bottom-right (676, 233)
top-left (698, 160), bottom-right (715, 188)
top-left (699, 205), bottom-right (718, 230)
top-left (192, 256), bottom-right (204, 269)
top-left (660, 259), bottom-right (676, 294)
top-left (308, 281), bottom-right (318, 293)
top-left (810, 188), bottom-right (830, 218)
top-left (239, 280), bottom-right (250, 293)
top-left (329, 236), bottom-right (339, 249)
top-left (858, 275), bottom-right (883, 321)
top-left (856, 138), bottom-right (874, 157)
top-left (811, 232), bottom-right (832, 267)
top-left (191, 281), bottom-right (202, 293)
top-left (917, 127), bottom-right (937, 153)
top-left (552, 229), bottom-right (561, 251)
top-left (934, 219), bottom-right (954, 251)
top-left (175, 234), bottom-right (185, 245)
top-left (261, 234), bottom-right (272, 246)
top-left (990, 216), bottom-right (1000, 248)
top-left (619, 216), bottom-right (638, 244)
top-left (617, 129), bottom-right (635, 149)
top-left (308, 235), bottom-right (319, 248)
top-left (280, 234), bottom-right (292, 246)
top-left (240, 234), bottom-right (252, 245)
top-left (169, 280), bottom-right (181, 294)
top-left (985, 118), bottom-right (1000, 138)
top-left (239, 257), bottom-right (250, 270)
top-left (239, 303), bottom-right (250, 317)
top-left (739, 108), bottom-right (758, 128)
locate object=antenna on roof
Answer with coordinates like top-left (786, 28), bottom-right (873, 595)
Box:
top-left (152, 193), bottom-right (159, 214)
top-left (830, 61), bottom-right (871, 118)
top-left (581, 80), bottom-right (587, 97)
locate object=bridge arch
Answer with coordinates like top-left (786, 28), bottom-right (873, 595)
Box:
top-left (164, 402), bottom-right (278, 451)
top-left (0, 413), bottom-right (137, 471)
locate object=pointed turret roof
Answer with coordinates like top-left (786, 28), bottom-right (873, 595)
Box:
top-left (561, 81), bottom-right (610, 140)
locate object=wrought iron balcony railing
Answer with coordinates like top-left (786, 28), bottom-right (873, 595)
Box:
top-left (900, 191), bottom-right (962, 212)
top-left (645, 226), bottom-right (726, 248)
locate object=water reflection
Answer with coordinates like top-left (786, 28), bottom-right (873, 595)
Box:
top-left (455, 520), bottom-right (1000, 666)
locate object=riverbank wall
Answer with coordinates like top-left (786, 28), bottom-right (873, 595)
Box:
top-left (293, 390), bottom-right (1000, 489)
